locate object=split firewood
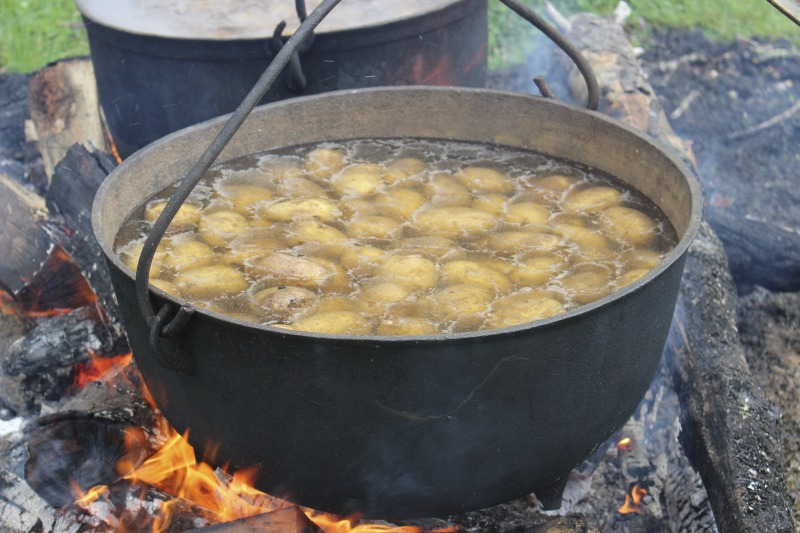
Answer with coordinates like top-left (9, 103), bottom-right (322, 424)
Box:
top-left (27, 59), bottom-right (106, 180)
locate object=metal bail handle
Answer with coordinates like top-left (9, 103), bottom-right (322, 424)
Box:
top-left (134, 0), bottom-right (599, 374)
top-left (134, 0), bottom-right (346, 374)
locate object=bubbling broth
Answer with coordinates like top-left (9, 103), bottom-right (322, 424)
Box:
top-left (115, 139), bottom-right (678, 335)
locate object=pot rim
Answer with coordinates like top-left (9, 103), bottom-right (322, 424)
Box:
top-left (93, 85), bottom-right (703, 345)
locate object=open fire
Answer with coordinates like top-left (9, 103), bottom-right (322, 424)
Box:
top-left (2, 4), bottom-right (797, 532)
top-left (67, 357), bottom-right (456, 533)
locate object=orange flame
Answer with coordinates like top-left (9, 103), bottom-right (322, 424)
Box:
top-left (72, 482), bottom-right (109, 508)
top-left (616, 437), bottom-right (633, 452)
top-left (618, 482), bottom-right (649, 515)
top-left (70, 355), bottom-right (454, 532)
top-left (71, 351), bottom-right (133, 391)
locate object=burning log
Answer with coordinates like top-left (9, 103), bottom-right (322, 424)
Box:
top-left (0, 470), bottom-right (83, 533)
top-left (194, 508), bottom-right (323, 533)
top-left (24, 411), bottom-right (153, 508)
top-left (46, 143), bottom-right (121, 320)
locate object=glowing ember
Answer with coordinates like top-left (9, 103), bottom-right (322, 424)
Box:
top-left (71, 351), bottom-right (133, 391)
top-left (616, 437), bottom-right (633, 452)
top-left (618, 482), bottom-right (649, 515)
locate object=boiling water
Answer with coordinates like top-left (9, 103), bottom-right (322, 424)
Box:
top-left (115, 139), bottom-right (677, 335)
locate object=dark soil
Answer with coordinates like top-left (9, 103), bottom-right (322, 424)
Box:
top-left (640, 29), bottom-right (800, 294)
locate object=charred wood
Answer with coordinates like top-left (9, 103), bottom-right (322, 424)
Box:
top-left (0, 173), bottom-right (51, 296)
top-left (194, 508), bottom-right (322, 533)
top-left (0, 73), bottom-right (31, 164)
top-left (46, 143), bottom-right (120, 321)
top-left (24, 410), bottom-right (152, 508)
top-left (0, 470), bottom-right (82, 533)
top-left (708, 209), bottom-right (800, 294)
top-left (667, 222), bottom-right (795, 533)
top-left (2, 306), bottom-right (127, 411)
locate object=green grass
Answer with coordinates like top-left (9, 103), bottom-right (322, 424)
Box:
top-left (0, 0), bottom-right (796, 73)
top-left (489, 0), bottom-right (800, 69)
top-left (0, 0), bottom-right (89, 73)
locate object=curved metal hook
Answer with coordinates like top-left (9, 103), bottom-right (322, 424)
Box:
top-left (497, 0), bottom-right (600, 110)
top-left (134, 0), bottom-right (345, 373)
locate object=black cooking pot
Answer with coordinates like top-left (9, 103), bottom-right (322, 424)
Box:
top-left (77, 0), bottom-right (487, 159)
top-left (92, 87), bottom-right (702, 519)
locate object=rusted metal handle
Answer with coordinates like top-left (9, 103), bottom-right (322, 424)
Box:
top-left (498, 0), bottom-right (600, 110)
top-left (134, 0), bottom-right (345, 374)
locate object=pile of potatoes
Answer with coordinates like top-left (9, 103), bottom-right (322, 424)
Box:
top-left (116, 140), bottom-right (674, 336)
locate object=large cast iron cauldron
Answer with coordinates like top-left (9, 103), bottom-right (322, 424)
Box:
top-left (77, 0), bottom-right (487, 159)
top-left (92, 87), bottom-right (702, 519)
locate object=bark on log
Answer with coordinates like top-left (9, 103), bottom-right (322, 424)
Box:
top-left (0, 173), bottom-right (51, 296)
top-left (46, 144), bottom-right (120, 321)
top-left (27, 59), bottom-right (106, 180)
top-left (562, 14), bottom-right (795, 533)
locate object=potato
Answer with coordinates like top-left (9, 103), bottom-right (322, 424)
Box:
top-left (440, 260), bottom-right (512, 293)
top-left (472, 256), bottom-right (515, 275)
top-left (174, 265), bottom-right (249, 299)
top-left (378, 255), bottom-right (439, 291)
top-left (600, 206), bottom-right (658, 246)
top-left (430, 283), bottom-right (494, 331)
top-left (150, 279), bottom-right (180, 296)
top-left (121, 241), bottom-right (166, 278)
top-left (394, 236), bottom-right (465, 261)
top-left (374, 189), bottom-right (426, 220)
top-left (563, 186), bottom-right (622, 213)
top-left (487, 291), bottom-right (564, 328)
top-left (422, 176), bottom-right (472, 207)
top-left (247, 252), bottom-right (349, 292)
top-left (275, 176), bottom-right (326, 198)
top-left (553, 223), bottom-right (615, 262)
top-left (355, 282), bottom-right (411, 314)
top-left (472, 193), bottom-right (508, 214)
top-left (376, 317), bottom-right (438, 336)
top-left (384, 157), bottom-right (427, 185)
top-left (332, 164), bottom-right (383, 197)
top-left (339, 245), bottom-right (387, 276)
top-left (265, 160), bottom-right (305, 181)
top-left (520, 174), bottom-right (578, 205)
top-left (304, 148), bottom-right (346, 180)
top-left (616, 268), bottom-right (650, 288)
top-left (317, 295), bottom-right (357, 313)
top-left (559, 265), bottom-right (613, 305)
top-left (144, 200), bottom-right (202, 229)
top-left (339, 198), bottom-right (378, 220)
top-left (486, 231), bottom-right (562, 258)
top-left (291, 311), bottom-right (372, 335)
top-left (198, 210), bottom-right (250, 247)
top-left (216, 183), bottom-right (273, 214)
top-left (261, 197), bottom-right (342, 223)
top-left (221, 232), bottom-right (286, 267)
top-left (622, 249), bottom-right (663, 270)
top-left (251, 286), bottom-right (319, 321)
top-left (413, 207), bottom-right (499, 239)
top-left (509, 255), bottom-right (567, 286)
top-left (163, 239), bottom-right (216, 272)
top-left (347, 215), bottom-right (402, 240)
top-left (283, 219), bottom-right (349, 258)
top-left (454, 166), bottom-right (514, 194)
top-left (504, 202), bottom-right (551, 225)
